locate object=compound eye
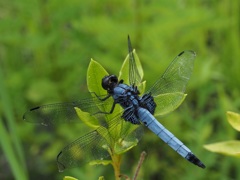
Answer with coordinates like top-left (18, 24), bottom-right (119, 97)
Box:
top-left (101, 75), bottom-right (119, 91)
top-left (102, 76), bottom-right (110, 90)
top-left (109, 75), bottom-right (118, 84)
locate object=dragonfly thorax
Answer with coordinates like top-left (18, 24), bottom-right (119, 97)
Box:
top-left (112, 83), bottom-right (140, 108)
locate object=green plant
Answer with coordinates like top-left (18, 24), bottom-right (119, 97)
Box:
top-left (0, 66), bottom-right (28, 180)
top-left (72, 51), bottom-right (144, 180)
top-left (204, 111), bottom-right (240, 157)
top-left (63, 48), bottom-right (187, 179)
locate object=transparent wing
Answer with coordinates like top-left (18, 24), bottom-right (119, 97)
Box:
top-left (57, 129), bottom-right (110, 171)
top-left (57, 113), bottom-right (143, 171)
top-left (24, 92), bottom-right (143, 171)
top-left (23, 94), bottom-right (114, 126)
top-left (146, 50), bottom-right (196, 96)
top-left (128, 35), bottom-right (141, 86)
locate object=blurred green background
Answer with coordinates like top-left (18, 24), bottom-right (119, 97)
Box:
top-left (0, 0), bottom-right (239, 179)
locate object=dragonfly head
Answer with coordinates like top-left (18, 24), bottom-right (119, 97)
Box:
top-left (102, 75), bottom-right (118, 92)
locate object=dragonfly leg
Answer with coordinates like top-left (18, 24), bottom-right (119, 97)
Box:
top-left (90, 92), bottom-right (112, 101)
top-left (122, 107), bottom-right (140, 124)
top-left (91, 101), bottom-right (116, 115)
top-left (90, 92), bottom-right (118, 115)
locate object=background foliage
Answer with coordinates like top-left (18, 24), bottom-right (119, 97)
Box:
top-left (0, 0), bottom-right (239, 179)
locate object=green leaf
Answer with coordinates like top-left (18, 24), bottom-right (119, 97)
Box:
top-left (154, 93), bottom-right (187, 116)
top-left (87, 59), bottom-right (109, 96)
top-left (114, 138), bottom-right (139, 155)
top-left (118, 50), bottom-right (145, 93)
top-left (89, 159), bottom-right (112, 166)
top-left (131, 50), bottom-right (144, 81)
top-left (74, 107), bottom-right (100, 128)
top-left (227, 111), bottom-right (240, 131)
top-left (109, 121), bottom-right (140, 154)
top-left (87, 59), bottom-right (122, 122)
top-left (118, 50), bottom-right (143, 86)
top-left (98, 176), bottom-right (105, 180)
top-left (118, 52), bottom-right (129, 84)
top-left (63, 176), bottom-right (78, 180)
top-left (84, 56), bottom-right (142, 169)
top-left (204, 140), bottom-right (240, 157)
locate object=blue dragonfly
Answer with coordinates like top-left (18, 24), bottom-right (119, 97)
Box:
top-left (23, 36), bottom-right (205, 171)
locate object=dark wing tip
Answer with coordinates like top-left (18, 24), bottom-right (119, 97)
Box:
top-left (56, 151), bottom-right (66, 172)
top-left (22, 106), bottom-right (40, 121)
top-left (178, 51), bottom-right (185, 56)
top-left (30, 106), bottom-right (40, 111)
top-left (178, 50), bottom-right (196, 57)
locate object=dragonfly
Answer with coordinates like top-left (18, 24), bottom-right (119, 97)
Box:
top-left (23, 36), bottom-right (205, 171)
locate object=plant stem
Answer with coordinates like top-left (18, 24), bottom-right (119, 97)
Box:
top-left (111, 153), bottom-right (122, 180)
top-left (133, 151), bottom-right (147, 180)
